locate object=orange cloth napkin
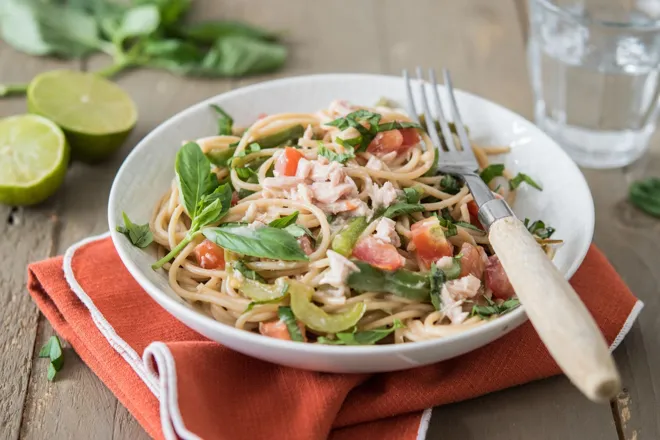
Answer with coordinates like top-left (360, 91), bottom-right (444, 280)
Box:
top-left (27, 235), bottom-right (641, 440)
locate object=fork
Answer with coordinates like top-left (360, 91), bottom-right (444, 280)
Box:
top-left (404, 68), bottom-right (621, 403)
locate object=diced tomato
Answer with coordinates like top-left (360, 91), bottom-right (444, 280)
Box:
top-left (400, 128), bottom-right (421, 147)
top-left (411, 217), bottom-right (454, 267)
top-left (231, 191), bottom-right (239, 206)
top-left (458, 243), bottom-right (486, 280)
top-left (467, 201), bottom-right (483, 230)
top-left (259, 320), bottom-right (307, 341)
top-left (352, 236), bottom-right (405, 271)
top-left (298, 235), bottom-right (314, 256)
top-left (485, 255), bottom-right (515, 299)
top-left (367, 130), bottom-right (404, 154)
top-left (194, 239), bottom-right (226, 269)
top-left (274, 147), bottom-right (303, 177)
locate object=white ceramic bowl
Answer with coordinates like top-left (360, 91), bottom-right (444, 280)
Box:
top-left (108, 74), bottom-right (594, 373)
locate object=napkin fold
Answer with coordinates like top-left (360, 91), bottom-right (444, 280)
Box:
top-left (27, 233), bottom-right (643, 440)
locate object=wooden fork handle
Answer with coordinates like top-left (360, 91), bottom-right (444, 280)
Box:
top-left (488, 217), bottom-right (621, 403)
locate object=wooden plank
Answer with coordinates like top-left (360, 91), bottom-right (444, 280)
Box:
top-left (0, 42), bottom-right (76, 440)
top-left (377, 1), bottom-right (620, 438)
top-left (113, 405), bottom-right (151, 440)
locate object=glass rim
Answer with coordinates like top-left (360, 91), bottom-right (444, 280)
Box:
top-left (534, 0), bottom-right (660, 30)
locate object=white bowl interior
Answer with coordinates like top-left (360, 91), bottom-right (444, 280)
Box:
top-left (108, 74), bottom-right (594, 372)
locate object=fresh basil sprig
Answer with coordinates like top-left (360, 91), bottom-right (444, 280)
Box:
top-left (509, 173), bottom-right (542, 191)
top-left (203, 225), bottom-right (308, 261)
top-left (317, 319), bottom-right (404, 345)
top-left (268, 211), bottom-right (299, 229)
top-left (318, 145), bottom-right (355, 164)
top-left (404, 186), bottom-right (424, 204)
top-left (523, 218), bottom-right (556, 239)
top-left (152, 143), bottom-right (232, 269)
top-left (278, 306), bottom-right (305, 342)
top-left (479, 164), bottom-right (505, 184)
top-left (629, 177), bottom-right (660, 218)
top-left (39, 335), bottom-right (64, 381)
top-left (210, 104), bottom-right (233, 135)
top-left (347, 261), bottom-right (429, 300)
top-left (471, 297), bottom-right (521, 318)
top-left (116, 211), bottom-right (153, 248)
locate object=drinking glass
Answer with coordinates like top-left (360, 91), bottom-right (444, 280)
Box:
top-left (528, 0), bottom-right (660, 168)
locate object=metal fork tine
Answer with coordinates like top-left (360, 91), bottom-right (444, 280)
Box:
top-left (428, 69), bottom-right (457, 152)
top-left (403, 70), bottom-right (421, 125)
top-left (415, 67), bottom-right (443, 149)
top-left (442, 69), bottom-right (472, 153)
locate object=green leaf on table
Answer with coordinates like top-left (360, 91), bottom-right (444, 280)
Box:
top-left (347, 262), bottom-right (430, 301)
top-left (180, 20), bottom-right (277, 44)
top-left (509, 173), bottom-right (542, 191)
top-left (141, 38), bottom-right (205, 74)
top-left (268, 211), bottom-right (299, 229)
top-left (116, 211), bottom-right (153, 248)
top-left (382, 203), bottom-right (425, 219)
top-left (39, 335), bottom-right (64, 381)
top-left (199, 35), bottom-right (287, 77)
top-left (203, 225), bottom-right (308, 261)
top-left (629, 177), bottom-right (660, 218)
top-left (210, 104), bottom-right (234, 136)
top-left (116, 5), bottom-right (160, 41)
top-left (234, 260), bottom-right (266, 283)
top-left (277, 306), bottom-right (305, 342)
top-left (317, 320), bottom-right (404, 345)
top-left (175, 142), bottom-right (217, 218)
top-left (479, 164), bottom-right (505, 185)
top-left (0, 0), bottom-right (102, 57)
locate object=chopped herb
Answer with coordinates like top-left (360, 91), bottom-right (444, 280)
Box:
top-left (509, 173), bottom-right (542, 191)
top-left (317, 319), bottom-right (404, 345)
top-left (471, 297), bottom-right (520, 318)
top-left (210, 104), bottom-right (233, 135)
top-left (277, 306), bottom-right (305, 342)
top-left (524, 218), bottom-right (556, 239)
top-left (39, 335), bottom-right (64, 381)
top-left (268, 211), bottom-right (299, 229)
top-left (382, 203), bottom-right (425, 219)
top-left (629, 177), bottom-right (660, 218)
top-left (318, 145), bottom-right (355, 164)
top-left (429, 264), bottom-right (445, 311)
top-left (437, 216), bottom-right (457, 237)
top-left (404, 186), bottom-right (424, 204)
top-left (116, 211), bottom-right (153, 248)
top-left (479, 164), bottom-right (505, 184)
top-left (455, 221), bottom-right (484, 233)
top-left (284, 224), bottom-right (314, 241)
top-left (234, 260), bottom-right (266, 283)
top-left (440, 174), bottom-right (461, 195)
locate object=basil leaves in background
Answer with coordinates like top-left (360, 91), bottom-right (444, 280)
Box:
top-left (0, 0), bottom-right (287, 97)
top-left (39, 335), bottom-right (65, 381)
top-left (629, 177), bottom-right (660, 218)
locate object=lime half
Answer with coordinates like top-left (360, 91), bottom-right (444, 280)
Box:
top-left (27, 70), bottom-right (137, 163)
top-left (0, 114), bottom-right (70, 206)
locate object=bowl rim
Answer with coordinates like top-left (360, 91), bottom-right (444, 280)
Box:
top-left (108, 72), bottom-right (594, 355)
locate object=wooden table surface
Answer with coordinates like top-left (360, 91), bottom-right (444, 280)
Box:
top-left (1, 1), bottom-right (658, 439)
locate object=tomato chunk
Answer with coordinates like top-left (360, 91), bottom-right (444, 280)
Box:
top-left (458, 243), bottom-right (486, 280)
top-left (485, 255), bottom-right (515, 299)
top-left (400, 128), bottom-right (421, 147)
top-left (352, 236), bottom-right (405, 271)
top-left (275, 147), bottom-right (303, 177)
top-left (367, 130), bottom-right (404, 154)
top-left (298, 235), bottom-right (314, 256)
top-left (259, 320), bottom-right (307, 342)
top-left (411, 217), bottom-right (454, 267)
top-left (231, 191), bottom-right (239, 206)
top-left (467, 201), bottom-right (483, 230)
top-left (194, 239), bottom-right (225, 269)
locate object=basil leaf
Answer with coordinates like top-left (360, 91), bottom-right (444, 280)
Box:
top-left (440, 175), bottom-right (461, 195)
top-left (327, 110), bottom-right (382, 152)
top-left (348, 262), bottom-right (430, 300)
top-left (0, 0), bottom-right (102, 57)
top-left (629, 177), bottom-right (660, 217)
top-left (141, 38), bottom-right (205, 74)
top-left (116, 5), bottom-right (160, 41)
top-left (269, 211), bottom-right (299, 229)
top-left (479, 164), bottom-right (505, 184)
top-left (375, 121), bottom-right (421, 132)
top-left (284, 224), bottom-right (314, 241)
top-left (318, 145), bottom-right (355, 164)
top-left (437, 217), bottom-right (457, 237)
top-left (199, 35), bottom-right (287, 77)
top-left (134, 0), bottom-right (191, 27)
top-left (455, 221), bottom-right (484, 233)
top-left (210, 104), bottom-right (233, 136)
top-left (234, 260), bottom-right (266, 283)
top-left (176, 142), bottom-right (216, 218)
top-left (278, 306), bottom-right (305, 342)
top-left (429, 264), bottom-right (445, 311)
top-left (404, 186), bottom-right (424, 204)
top-left (116, 211), bottom-right (153, 248)
top-left (471, 297), bottom-right (520, 318)
top-left (39, 335), bottom-right (64, 381)
top-left (180, 20), bottom-right (277, 44)
top-left (509, 173), bottom-right (542, 191)
top-left (383, 203), bottom-right (425, 219)
top-left (525, 219), bottom-right (555, 239)
top-left (190, 184), bottom-right (232, 230)
top-left (318, 319), bottom-right (404, 345)
top-left (203, 225), bottom-right (308, 261)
